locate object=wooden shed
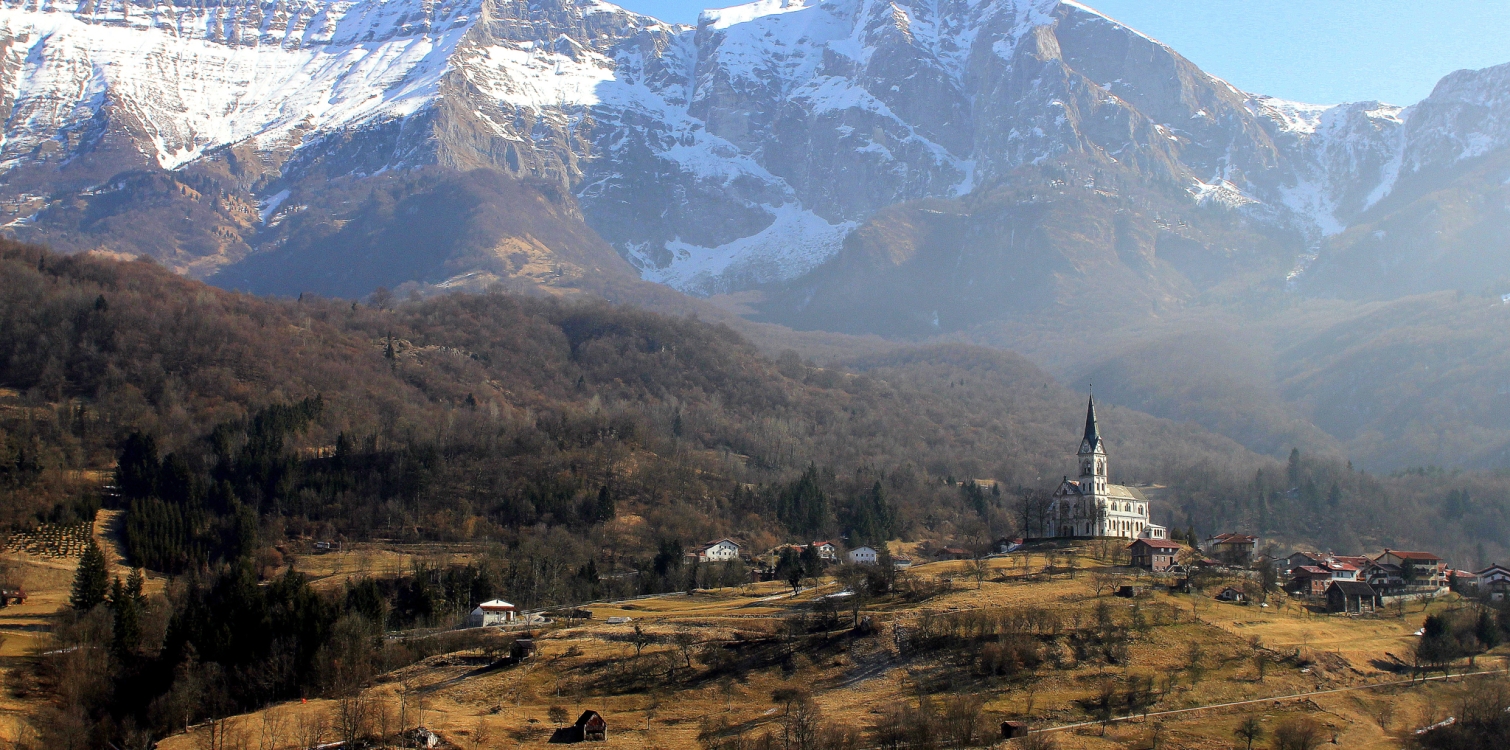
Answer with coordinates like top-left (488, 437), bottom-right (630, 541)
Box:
top-left (577, 710), bottom-right (607, 742)
top-left (550, 710), bottom-right (607, 743)
top-left (1001, 721), bottom-right (1029, 739)
top-left (1326, 580), bottom-right (1380, 614)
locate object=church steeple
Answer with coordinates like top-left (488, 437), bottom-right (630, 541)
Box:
top-left (1079, 395), bottom-right (1103, 456)
top-left (1077, 394), bottom-right (1107, 495)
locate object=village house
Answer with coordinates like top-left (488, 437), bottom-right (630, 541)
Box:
top-left (1476, 563), bottom-right (1510, 600)
top-left (933, 547), bottom-right (971, 561)
top-left (1128, 538), bottom-right (1182, 572)
top-left (1373, 549), bottom-right (1448, 588)
top-left (468, 599), bottom-right (516, 627)
top-left (1326, 580), bottom-right (1380, 614)
top-left (691, 539), bottom-right (741, 563)
top-left (1363, 560), bottom-right (1405, 594)
top-left (1331, 555), bottom-right (1371, 571)
top-left (1203, 533), bottom-right (1258, 565)
top-left (811, 541), bottom-right (839, 560)
top-left (1278, 551), bottom-right (1329, 577)
top-left (996, 537), bottom-right (1024, 554)
top-left (846, 546), bottom-right (878, 565)
top-left (1289, 566), bottom-right (1335, 597)
top-left (1215, 586), bottom-right (1247, 603)
top-left (1326, 561), bottom-right (1360, 581)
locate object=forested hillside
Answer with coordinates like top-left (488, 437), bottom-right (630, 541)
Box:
top-left (3, 241), bottom-right (1508, 575)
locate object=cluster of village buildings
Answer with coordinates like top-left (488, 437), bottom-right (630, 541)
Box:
top-left (1128, 531), bottom-right (1510, 614)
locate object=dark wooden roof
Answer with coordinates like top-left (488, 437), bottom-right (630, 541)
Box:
top-left (1327, 580), bottom-right (1378, 597)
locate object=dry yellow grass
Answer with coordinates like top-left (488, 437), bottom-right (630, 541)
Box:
top-left (287, 543), bottom-right (485, 591)
top-left (129, 543), bottom-right (1497, 748)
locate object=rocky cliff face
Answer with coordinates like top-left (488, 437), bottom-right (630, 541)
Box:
top-left (0, 0), bottom-right (1505, 302)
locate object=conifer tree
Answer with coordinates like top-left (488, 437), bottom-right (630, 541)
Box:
top-left (109, 575), bottom-right (142, 655)
top-left (70, 538), bottom-right (110, 610)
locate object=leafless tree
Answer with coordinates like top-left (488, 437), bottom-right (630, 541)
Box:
top-left (968, 557), bottom-right (989, 589)
top-left (784, 697), bottom-right (822, 750)
top-left (334, 695), bottom-right (372, 747)
top-left (672, 630), bottom-right (698, 670)
top-left (1091, 571), bottom-right (1117, 598)
top-left (257, 707), bottom-right (288, 750)
top-left (293, 709), bottom-right (328, 750)
top-left (632, 622), bottom-right (651, 657)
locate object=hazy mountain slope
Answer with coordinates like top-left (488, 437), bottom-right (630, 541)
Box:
top-left (208, 167), bottom-right (642, 298)
top-left (1294, 64), bottom-right (1510, 299)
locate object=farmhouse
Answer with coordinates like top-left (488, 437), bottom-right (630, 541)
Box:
top-left (1214, 586), bottom-right (1247, 603)
top-left (692, 539), bottom-right (741, 563)
top-left (1289, 566), bottom-right (1335, 597)
top-left (467, 599), bottom-right (516, 627)
top-left (1278, 551), bottom-right (1329, 577)
top-left (933, 547), bottom-right (971, 561)
top-left (846, 546), bottom-right (878, 565)
top-left (811, 541), bottom-right (839, 560)
top-left (1036, 396), bottom-right (1166, 540)
top-left (1476, 563), bottom-right (1510, 600)
top-left (1128, 538), bottom-right (1182, 572)
top-left (1326, 561), bottom-right (1359, 581)
top-left (1363, 560), bottom-right (1405, 593)
top-left (1203, 533), bottom-right (1258, 565)
top-left (1326, 581), bottom-right (1380, 614)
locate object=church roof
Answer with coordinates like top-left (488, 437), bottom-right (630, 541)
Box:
top-left (1079, 395), bottom-right (1103, 454)
top-left (1055, 482), bottom-right (1145, 500)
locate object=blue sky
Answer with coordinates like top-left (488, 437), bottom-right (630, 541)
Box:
top-left (612, 0), bottom-right (1510, 105)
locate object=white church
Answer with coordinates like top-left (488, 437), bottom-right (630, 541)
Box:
top-left (1037, 395), bottom-right (1167, 540)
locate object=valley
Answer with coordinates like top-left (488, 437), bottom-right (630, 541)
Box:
top-left (1, 0), bottom-right (1510, 746)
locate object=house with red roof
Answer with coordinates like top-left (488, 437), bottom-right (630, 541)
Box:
top-left (1128, 538), bottom-right (1182, 572)
top-left (1373, 549), bottom-right (1448, 588)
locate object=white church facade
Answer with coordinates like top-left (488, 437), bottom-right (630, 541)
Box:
top-left (1036, 396), bottom-right (1167, 541)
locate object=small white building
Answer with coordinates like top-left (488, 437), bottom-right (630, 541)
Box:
top-left (846, 546), bottom-right (878, 565)
top-left (468, 599), bottom-right (516, 627)
top-left (694, 539), bottom-right (741, 563)
top-left (811, 541), bottom-right (839, 560)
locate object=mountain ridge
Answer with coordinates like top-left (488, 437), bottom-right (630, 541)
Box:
top-left (4, 0), bottom-right (1502, 297)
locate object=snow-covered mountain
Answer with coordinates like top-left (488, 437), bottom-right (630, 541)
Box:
top-left (0, 0), bottom-right (1505, 299)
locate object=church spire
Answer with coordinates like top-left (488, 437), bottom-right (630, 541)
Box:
top-left (1079, 394), bottom-right (1103, 455)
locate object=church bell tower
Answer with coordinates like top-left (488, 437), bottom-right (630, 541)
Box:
top-left (1078, 395), bottom-right (1107, 496)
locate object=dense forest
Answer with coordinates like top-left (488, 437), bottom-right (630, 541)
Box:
top-left (6, 241), bottom-right (1510, 744)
